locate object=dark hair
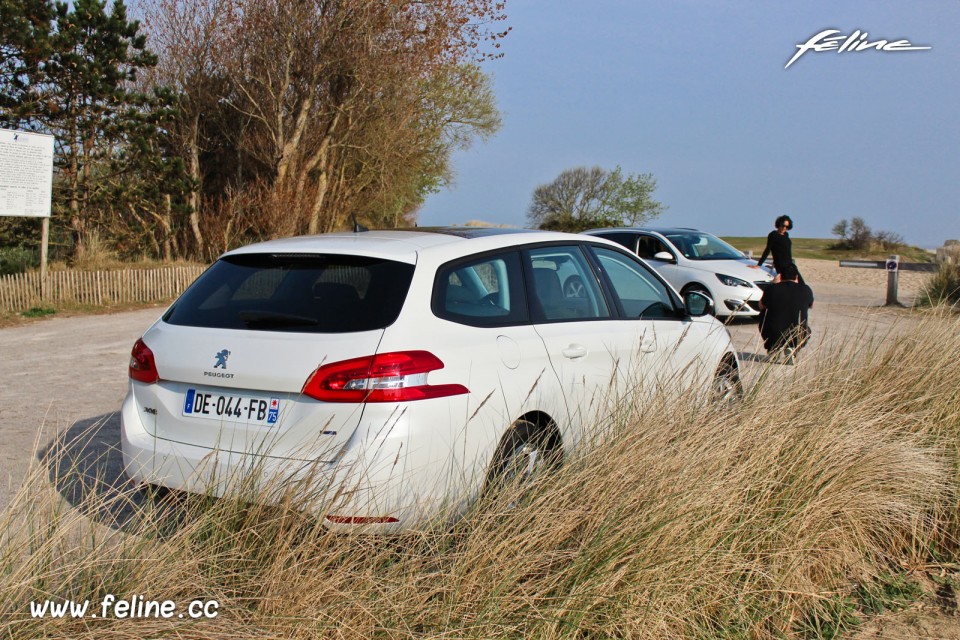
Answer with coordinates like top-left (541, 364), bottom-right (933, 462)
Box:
top-left (775, 215), bottom-right (793, 230)
top-left (779, 263), bottom-right (799, 281)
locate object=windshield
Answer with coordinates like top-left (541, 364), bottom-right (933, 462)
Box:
top-left (164, 253), bottom-right (414, 333)
top-left (662, 232), bottom-right (745, 261)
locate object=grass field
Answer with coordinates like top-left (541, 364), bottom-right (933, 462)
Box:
top-left (722, 237), bottom-right (935, 263)
top-left (2, 310), bottom-right (960, 638)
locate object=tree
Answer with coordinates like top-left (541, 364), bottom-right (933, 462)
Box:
top-left (831, 216), bottom-right (904, 252)
top-left (137, 0), bottom-right (506, 253)
top-left (0, 0), bottom-right (53, 127)
top-left (830, 219), bottom-right (848, 242)
top-left (217, 0), bottom-right (508, 237)
top-left (137, 0), bottom-right (238, 259)
top-left (22, 0), bottom-right (169, 255)
top-left (527, 166), bottom-right (666, 232)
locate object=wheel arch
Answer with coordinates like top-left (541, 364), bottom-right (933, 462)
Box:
top-left (513, 410), bottom-right (563, 455)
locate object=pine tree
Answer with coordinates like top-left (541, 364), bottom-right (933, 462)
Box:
top-left (29, 0), bottom-right (161, 254)
top-left (0, 0), bottom-right (53, 126)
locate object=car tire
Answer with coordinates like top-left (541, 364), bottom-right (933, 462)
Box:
top-left (712, 356), bottom-right (743, 404)
top-left (484, 419), bottom-right (561, 498)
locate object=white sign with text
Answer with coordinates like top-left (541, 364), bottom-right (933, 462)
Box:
top-left (0, 128), bottom-right (55, 218)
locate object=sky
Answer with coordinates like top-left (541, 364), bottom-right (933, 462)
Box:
top-left (416, 1), bottom-right (960, 249)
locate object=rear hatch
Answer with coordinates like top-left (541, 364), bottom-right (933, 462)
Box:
top-left (131, 252), bottom-right (415, 463)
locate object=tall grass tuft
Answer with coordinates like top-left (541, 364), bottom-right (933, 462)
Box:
top-left (3, 313), bottom-right (960, 638)
top-left (917, 262), bottom-right (960, 308)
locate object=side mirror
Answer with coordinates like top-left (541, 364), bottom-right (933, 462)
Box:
top-left (684, 290), bottom-right (714, 317)
top-left (653, 251), bottom-right (676, 263)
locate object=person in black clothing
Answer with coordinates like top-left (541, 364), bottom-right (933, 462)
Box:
top-left (758, 263), bottom-right (813, 360)
top-left (752, 214), bottom-right (802, 282)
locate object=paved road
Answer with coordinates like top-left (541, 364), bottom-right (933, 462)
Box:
top-left (0, 285), bottom-right (920, 513)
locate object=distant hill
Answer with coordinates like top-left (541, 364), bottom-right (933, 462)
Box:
top-left (722, 237), bottom-right (935, 263)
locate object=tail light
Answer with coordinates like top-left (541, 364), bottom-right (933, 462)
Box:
top-left (129, 338), bottom-right (159, 383)
top-left (302, 350), bottom-right (468, 403)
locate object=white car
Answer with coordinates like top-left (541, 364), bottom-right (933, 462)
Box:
top-left (584, 228), bottom-right (775, 318)
top-left (122, 228), bottom-right (740, 532)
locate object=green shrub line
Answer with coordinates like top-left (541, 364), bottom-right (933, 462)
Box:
top-left (2, 312), bottom-right (960, 638)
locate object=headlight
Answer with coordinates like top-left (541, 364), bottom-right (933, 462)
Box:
top-left (715, 274), bottom-right (752, 288)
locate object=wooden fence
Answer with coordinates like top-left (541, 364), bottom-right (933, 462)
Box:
top-left (0, 265), bottom-right (207, 313)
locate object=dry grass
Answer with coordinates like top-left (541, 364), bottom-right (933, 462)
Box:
top-left (3, 313), bottom-right (960, 638)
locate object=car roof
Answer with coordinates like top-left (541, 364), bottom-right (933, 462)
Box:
top-left (586, 226), bottom-right (704, 235)
top-left (222, 227), bottom-right (603, 262)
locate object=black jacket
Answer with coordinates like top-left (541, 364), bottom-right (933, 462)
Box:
top-left (758, 230), bottom-right (793, 274)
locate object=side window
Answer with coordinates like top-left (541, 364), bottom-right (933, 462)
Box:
top-left (590, 246), bottom-right (677, 320)
top-left (433, 252), bottom-right (527, 327)
top-left (526, 246), bottom-right (610, 322)
top-left (591, 232), bottom-right (637, 253)
top-left (636, 235), bottom-right (671, 260)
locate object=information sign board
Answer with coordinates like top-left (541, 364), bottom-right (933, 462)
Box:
top-left (0, 128), bottom-right (55, 218)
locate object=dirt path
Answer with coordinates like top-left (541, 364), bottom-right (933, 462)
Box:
top-left (0, 306), bottom-right (162, 508)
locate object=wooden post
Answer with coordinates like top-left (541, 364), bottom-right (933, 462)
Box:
top-left (885, 255), bottom-right (900, 306)
top-left (39, 217), bottom-right (49, 302)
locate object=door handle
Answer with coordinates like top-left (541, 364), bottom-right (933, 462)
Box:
top-left (639, 336), bottom-right (656, 353)
top-left (561, 344), bottom-right (588, 359)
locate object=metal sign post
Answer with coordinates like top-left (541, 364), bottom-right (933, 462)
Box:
top-left (839, 255), bottom-right (937, 306)
top-left (885, 255), bottom-right (899, 306)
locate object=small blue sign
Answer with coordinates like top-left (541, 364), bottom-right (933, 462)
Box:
top-left (183, 388), bottom-right (196, 414)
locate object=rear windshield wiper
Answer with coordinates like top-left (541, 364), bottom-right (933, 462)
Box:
top-left (238, 310), bottom-right (319, 328)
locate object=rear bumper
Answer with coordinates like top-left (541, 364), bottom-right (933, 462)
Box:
top-left (120, 391), bottom-right (470, 532)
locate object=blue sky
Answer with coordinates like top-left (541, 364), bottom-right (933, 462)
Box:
top-left (416, 1), bottom-right (959, 248)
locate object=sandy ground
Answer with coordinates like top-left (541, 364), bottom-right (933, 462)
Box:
top-left (0, 260), bottom-right (950, 637)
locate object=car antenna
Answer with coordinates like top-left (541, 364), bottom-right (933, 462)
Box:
top-left (352, 215), bottom-right (368, 233)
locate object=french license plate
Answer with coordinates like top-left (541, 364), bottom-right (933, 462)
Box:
top-left (183, 388), bottom-right (281, 426)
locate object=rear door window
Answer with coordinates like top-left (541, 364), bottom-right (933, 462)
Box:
top-left (525, 246), bottom-right (610, 322)
top-left (164, 254), bottom-right (414, 333)
top-left (433, 252), bottom-right (527, 327)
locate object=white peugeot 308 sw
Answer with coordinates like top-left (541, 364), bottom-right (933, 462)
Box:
top-left (121, 228), bottom-right (740, 532)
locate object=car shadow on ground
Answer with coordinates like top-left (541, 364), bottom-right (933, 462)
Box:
top-left (36, 413), bottom-right (185, 534)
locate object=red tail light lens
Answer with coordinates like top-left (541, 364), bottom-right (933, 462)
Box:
top-left (129, 338), bottom-right (159, 383)
top-left (302, 350), bottom-right (468, 403)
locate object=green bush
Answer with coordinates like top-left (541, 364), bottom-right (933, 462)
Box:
top-left (0, 246), bottom-right (38, 275)
top-left (917, 262), bottom-right (960, 307)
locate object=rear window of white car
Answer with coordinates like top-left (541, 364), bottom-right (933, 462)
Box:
top-left (163, 254), bottom-right (414, 333)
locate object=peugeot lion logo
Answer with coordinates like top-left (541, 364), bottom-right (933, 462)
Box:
top-left (214, 349), bottom-right (230, 369)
